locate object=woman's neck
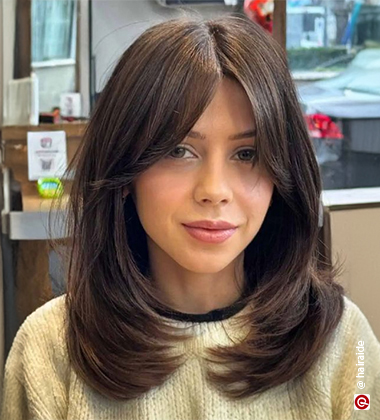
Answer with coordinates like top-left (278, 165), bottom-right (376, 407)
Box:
top-left (148, 241), bottom-right (246, 315)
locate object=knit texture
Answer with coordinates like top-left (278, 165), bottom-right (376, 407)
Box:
top-left (1, 295), bottom-right (380, 420)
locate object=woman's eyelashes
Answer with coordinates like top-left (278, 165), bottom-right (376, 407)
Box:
top-left (167, 145), bottom-right (197, 160)
top-left (167, 144), bottom-right (258, 164)
top-left (236, 147), bottom-right (257, 163)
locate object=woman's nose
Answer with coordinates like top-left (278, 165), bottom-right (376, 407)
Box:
top-left (193, 160), bottom-right (233, 206)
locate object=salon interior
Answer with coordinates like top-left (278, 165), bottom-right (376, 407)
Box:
top-left (0, 0), bottom-right (380, 387)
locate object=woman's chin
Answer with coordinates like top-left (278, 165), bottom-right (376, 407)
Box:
top-left (174, 257), bottom-right (235, 275)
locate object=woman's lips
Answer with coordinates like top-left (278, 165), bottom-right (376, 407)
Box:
top-left (182, 225), bottom-right (237, 244)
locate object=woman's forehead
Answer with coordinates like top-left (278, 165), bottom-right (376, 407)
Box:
top-left (188, 79), bottom-right (256, 134)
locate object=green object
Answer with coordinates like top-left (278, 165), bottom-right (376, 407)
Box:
top-left (37, 178), bottom-right (63, 199)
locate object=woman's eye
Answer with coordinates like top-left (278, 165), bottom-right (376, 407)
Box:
top-left (167, 145), bottom-right (258, 163)
top-left (235, 148), bottom-right (257, 163)
top-left (167, 146), bottom-right (195, 159)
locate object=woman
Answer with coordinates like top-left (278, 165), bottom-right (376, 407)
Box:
top-left (1, 16), bottom-right (379, 420)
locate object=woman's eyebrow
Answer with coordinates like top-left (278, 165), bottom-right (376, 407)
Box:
top-left (187, 129), bottom-right (257, 140)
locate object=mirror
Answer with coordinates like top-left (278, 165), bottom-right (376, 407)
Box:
top-left (31, 0), bottom-right (78, 114)
top-left (1, 0), bottom-right (80, 125)
top-left (1, 0), bottom-right (251, 124)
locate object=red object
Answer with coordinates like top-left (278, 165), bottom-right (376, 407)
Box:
top-left (354, 395), bottom-right (370, 410)
top-left (52, 108), bottom-right (61, 123)
top-left (304, 114), bottom-right (344, 140)
top-left (244, 0), bottom-right (274, 33)
top-left (62, 116), bottom-right (76, 122)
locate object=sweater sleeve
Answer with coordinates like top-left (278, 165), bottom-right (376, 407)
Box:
top-left (330, 297), bottom-right (380, 420)
top-left (0, 296), bottom-right (69, 420)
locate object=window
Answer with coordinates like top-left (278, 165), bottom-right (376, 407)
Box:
top-left (287, 0), bottom-right (380, 190)
top-left (32, 0), bottom-right (76, 63)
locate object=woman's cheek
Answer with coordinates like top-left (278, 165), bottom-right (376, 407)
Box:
top-left (239, 175), bottom-right (274, 209)
top-left (135, 166), bottom-right (190, 212)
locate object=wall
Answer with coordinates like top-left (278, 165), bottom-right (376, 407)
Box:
top-left (78, 0), bottom-right (90, 117)
top-left (92, 0), bottom-right (232, 92)
top-left (331, 207), bottom-right (380, 340)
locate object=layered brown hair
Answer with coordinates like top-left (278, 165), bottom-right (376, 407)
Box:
top-left (53, 15), bottom-right (345, 401)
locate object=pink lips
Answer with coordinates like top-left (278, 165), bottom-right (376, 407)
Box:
top-left (182, 220), bottom-right (237, 244)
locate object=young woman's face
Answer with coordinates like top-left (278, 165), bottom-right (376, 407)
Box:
top-left (130, 78), bottom-right (274, 274)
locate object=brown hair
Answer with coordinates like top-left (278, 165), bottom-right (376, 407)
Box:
top-left (54, 15), bottom-right (345, 401)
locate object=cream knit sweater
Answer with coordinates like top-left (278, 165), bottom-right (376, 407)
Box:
top-left (1, 294), bottom-right (380, 420)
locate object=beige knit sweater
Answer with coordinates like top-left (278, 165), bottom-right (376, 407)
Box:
top-left (1, 294), bottom-right (380, 420)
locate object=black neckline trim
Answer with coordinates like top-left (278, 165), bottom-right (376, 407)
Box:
top-left (155, 299), bottom-right (247, 323)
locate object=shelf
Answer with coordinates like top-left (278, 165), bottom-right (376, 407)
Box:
top-left (2, 191), bottom-right (69, 240)
top-left (1, 122), bottom-right (87, 143)
top-left (5, 210), bottom-right (67, 240)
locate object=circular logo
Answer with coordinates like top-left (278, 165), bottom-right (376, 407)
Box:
top-left (355, 395), bottom-right (370, 410)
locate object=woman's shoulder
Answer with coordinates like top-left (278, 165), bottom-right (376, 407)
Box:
top-left (317, 294), bottom-right (380, 372)
top-left (339, 295), bottom-right (379, 341)
top-left (6, 294), bottom-right (68, 373)
top-left (19, 293), bottom-right (67, 339)
top-left (2, 295), bottom-right (71, 419)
